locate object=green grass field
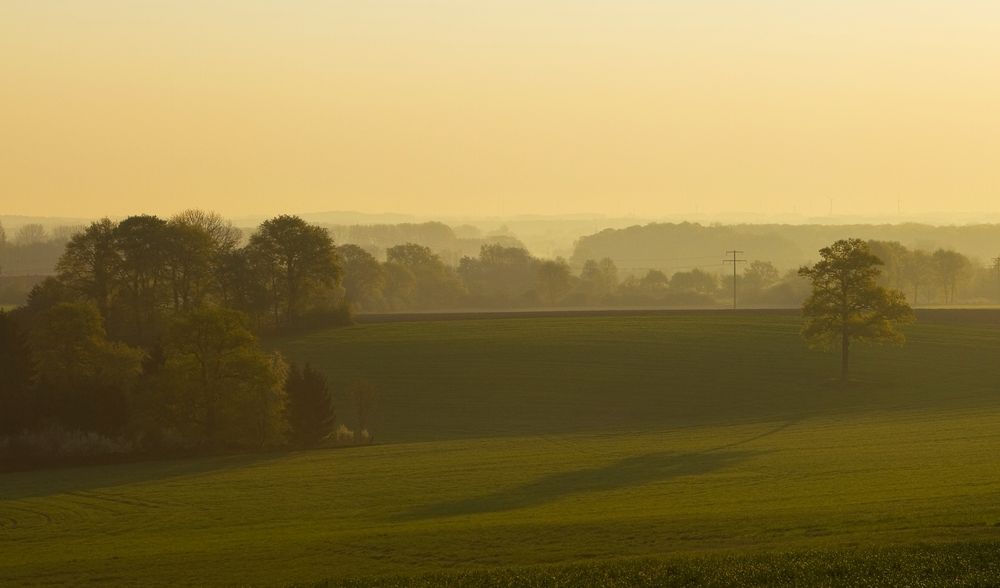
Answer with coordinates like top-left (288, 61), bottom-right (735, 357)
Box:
top-left (3, 313), bottom-right (1000, 585)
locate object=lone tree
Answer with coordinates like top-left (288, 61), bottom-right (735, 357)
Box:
top-left (798, 239), bottom-right (913, 381)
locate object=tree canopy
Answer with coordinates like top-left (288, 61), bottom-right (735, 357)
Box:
top-left (799, 239), bottom-right (914, 380)
top-left (154, 307), bottom-right (288, 449)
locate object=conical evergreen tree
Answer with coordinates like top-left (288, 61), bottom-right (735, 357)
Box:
top-left (286, 363), bottom-right (335, 447)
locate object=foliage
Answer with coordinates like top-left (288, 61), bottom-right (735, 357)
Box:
top-left (386, 243), bottom-right (464, 308)
top-left (153, 307), bottom-right (289, 449)
top-left (248, 215), bottom-right (342, 327)
top-left (668, 268), bottom-right (717, 297)
top-left (52, 213), bottom-right (345, 337)
top-left (14, 224), bottom-right (47, 245)
top-left (578, 258), bottom-right (619, 302)
top-left (29, 302), bottom-right (143, 435)
top-left (0, 312), bottom-right (36, 435)
top-left (932, 248), bottom-right (972, 304)
top-left (4, 212), bottom-right (354, 462)
top-left (901, 248), bottom-right (935, 304)
top-left (338, 244), bottom-right (386, 311)
top-left (286, 363), bottom-right (336, 448)
top-left (57, 218), bottom-right (119, 318)
top-left (535, 259), bottom-right (574, 305)
top-left (335, 423), bottom-right (355, 444)
top-left (112, 215), bottom-right (173, 343)
top-left (799, 239), bottom-right (914, 379)
top-left (742, 260), bottom-right (780, 293)
top-left (2, 425), bottom-right (134, 461)
top-left (459, 245), bottom-right (539, 307)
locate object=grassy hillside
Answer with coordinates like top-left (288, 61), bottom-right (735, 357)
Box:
top-left (3, 313), bottom-right (1000, 585)
top-left (276, 313), bottom-right (1000, 442)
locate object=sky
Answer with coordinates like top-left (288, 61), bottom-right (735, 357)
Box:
top-left (2, 1), bottom-right (1000, 219)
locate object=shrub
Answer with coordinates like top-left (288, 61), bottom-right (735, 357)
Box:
top-left (3, 425), bottom-right (134, 461)
top-left (335, 424), bottom-right (355, 444)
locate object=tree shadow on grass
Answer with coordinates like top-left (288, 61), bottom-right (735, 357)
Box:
top-left (397, 417), bottom-right (801, 521)
top-left (396, 448), bottom-right (759, 521)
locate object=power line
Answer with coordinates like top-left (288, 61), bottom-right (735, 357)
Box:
top-left (723, 250), bottom-right (746, 310)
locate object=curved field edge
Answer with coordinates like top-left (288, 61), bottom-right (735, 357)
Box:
top-left (305, 542), bottom-right (1000, 588)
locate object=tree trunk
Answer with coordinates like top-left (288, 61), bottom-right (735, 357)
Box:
top-left (841, 330), bottom-right (850, 381)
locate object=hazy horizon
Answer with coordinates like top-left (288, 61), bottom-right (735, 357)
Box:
top-left (4, 2), bottom-right (1000, 219)
top-left (6, 209), bottom-right (1000, 229)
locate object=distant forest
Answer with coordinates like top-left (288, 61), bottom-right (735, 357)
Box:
top-left (3, 218), bottom-right (1000, 309)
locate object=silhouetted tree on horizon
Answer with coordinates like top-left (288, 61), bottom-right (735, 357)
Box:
top-left (247, 215), bottom-right (342, 327)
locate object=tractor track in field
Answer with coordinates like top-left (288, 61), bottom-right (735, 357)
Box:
top-left (1, 504), bottom-right (54, 528)
top-left (0, 515), bottom-right (18, 529)
top-left (66, 490), bottom-right (165, 510)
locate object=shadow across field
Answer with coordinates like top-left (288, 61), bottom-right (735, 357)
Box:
top-left (397, 448), bottom-right (757, 521)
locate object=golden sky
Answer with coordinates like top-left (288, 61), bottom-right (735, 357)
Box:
top-left (3, 1), bottom-right (1000, 218)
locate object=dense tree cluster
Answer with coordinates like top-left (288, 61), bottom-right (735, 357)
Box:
top-left (0, 212), bottom-right (358, 466)
top-left (44, 212), bottom-right (345, 340)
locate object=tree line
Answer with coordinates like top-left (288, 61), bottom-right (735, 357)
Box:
top-left (341, 243), bottom-right (812, 310)
top-left (5, 217), bottom-right (999, 311)
top-left (0, 212), bottom-right (372, 467)
top-left (865, 240), bottom-right (988, 305)
top-left (571, 221), bottom-right (1000, 280)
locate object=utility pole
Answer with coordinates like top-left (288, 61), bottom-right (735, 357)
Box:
top-left (724, 250), bottom-right (746, 310)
